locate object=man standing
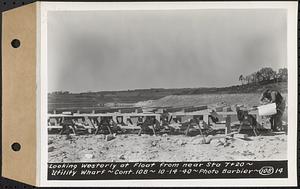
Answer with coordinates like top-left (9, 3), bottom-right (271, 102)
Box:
top-left (260, 89), bottom-right (285, 132)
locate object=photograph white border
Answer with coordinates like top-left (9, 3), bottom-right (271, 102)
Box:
top-left (37, 1), bottom-right (298, 187)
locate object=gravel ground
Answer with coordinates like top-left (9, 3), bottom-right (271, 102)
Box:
top-left (48, 133), bottom-right (287, 163)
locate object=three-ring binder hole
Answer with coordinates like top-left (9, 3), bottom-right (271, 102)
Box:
top-left (11, 142), bottom-right (21, 151)
top-left (11, 39), bottom-right (21, 48)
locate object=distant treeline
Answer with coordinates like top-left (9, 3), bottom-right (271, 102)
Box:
top-left (239, 67), bottom-right (287, 85)
top-left (48, 67), bottom-right (288, 98)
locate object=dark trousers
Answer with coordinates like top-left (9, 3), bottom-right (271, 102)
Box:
top-left (270, 112), bottom-right (282, 131)
top-left (270, 101), bottom-right (285, 131)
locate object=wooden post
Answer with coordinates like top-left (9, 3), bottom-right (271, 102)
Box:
top-left (112, 115), bottom-right (117, 123)
top-left (151, 125), bottom-right (156, 136)
top-left (185, 123), bottom-right (191, 136)
top-left (225, 115), bottom-right (231, 134)
top-left (256, 113), bottom-right (262, 126)
top-left (155, 115), bottom-right (160, 121)
top-left (203, 115), bottom-right (209, 126)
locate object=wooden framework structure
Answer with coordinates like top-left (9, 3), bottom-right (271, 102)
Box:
top-left (48, 105), bottom-right (264, 136)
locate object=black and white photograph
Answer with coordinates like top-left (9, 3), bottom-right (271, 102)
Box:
top-left (41, 1), bottom-right (297, 186)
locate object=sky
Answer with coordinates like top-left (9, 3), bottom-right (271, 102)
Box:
top-left (48, 9), bottom-right (287, 93)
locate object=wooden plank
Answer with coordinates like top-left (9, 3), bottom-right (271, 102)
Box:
top-left (217, 110), bottom-right (258, 116)
top-left (48, 126), bottom-right (63, 129)
top-left (119, 125), bottom-right (140, 130)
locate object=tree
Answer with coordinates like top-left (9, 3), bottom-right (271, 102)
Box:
top-left (278, 68), bottom-right (288, 81)
top-left (257, 67), bottom-right (276, 81)
top-left (238, 67), bottom-right (286, 86)
top-left (239, 75), bottom-right (245, 85)
top-left (255, 71), bottom-right (263, 82)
